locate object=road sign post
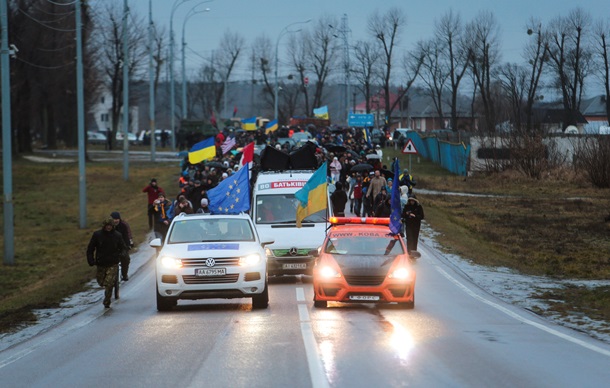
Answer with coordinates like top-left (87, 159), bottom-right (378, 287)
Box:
top-left (401, 139), bottom-right (418, 174)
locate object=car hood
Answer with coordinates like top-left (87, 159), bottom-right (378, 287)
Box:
top-left (161, 241), bottom-right (262, 258)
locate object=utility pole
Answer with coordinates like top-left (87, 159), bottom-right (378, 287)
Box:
top-left (340, 14), bottom-right (351, 125)
top-left (148, 0), bottom-right (156, 162)
top-left (1, 0), bottom-right (14, 264)
top-left (76, 0), bottom-right (87, 228)
top-left (122, 0), bottom-right (130, 180)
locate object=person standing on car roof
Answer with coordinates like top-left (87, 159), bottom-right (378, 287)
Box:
top-left (110, 212), bottom-right (134, 281)
top-left (401, 194), bottom-right (424, 253)
top-left (142, 178), bottom-right (164, 230)
top-left (87, 218), bottom-right (128, 308)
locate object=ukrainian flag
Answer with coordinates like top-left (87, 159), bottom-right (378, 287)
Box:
top-left (313, 106), bottom-right (329, 120)
top-left (265, 119), bottom-right (278, 134)
top-left (363, 128), bottom-right (372, 148)
top-left (242, 116), bottom-right (257, 131)
top-left (295, 162), bottom-right (328, 228)
top-left (188, 137), bottom-right (216, 164)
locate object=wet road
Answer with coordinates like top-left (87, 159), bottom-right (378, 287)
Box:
top-left (1, 241), bottom-right (610, 388)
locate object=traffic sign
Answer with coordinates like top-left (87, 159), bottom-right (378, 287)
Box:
top-left (348, 114), bottom-right (374, 127)
top-left (402, 139), bottom-right (418, 154)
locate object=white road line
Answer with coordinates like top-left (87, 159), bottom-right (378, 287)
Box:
top-left (297, 303), bottom-right (329, 388)
top-left (296, 287), bottom-right (306, 302)
top-left (435, 266), bottom-right (610, 357)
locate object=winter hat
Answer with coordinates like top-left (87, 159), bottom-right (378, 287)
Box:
top-left (201, 198), bottom-right (209, 206)
top-left (222, 172), bottom-right (228, 179)
top-left (407, 195), bottom-right (419, 203)
top-left (150, 178), bottom-right (157, 183)
top-left (102, 218), bottom-right (115, 227)
top-left (110, 211), bottom-right (121, 220)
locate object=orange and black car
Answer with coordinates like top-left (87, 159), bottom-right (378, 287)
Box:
top-left (312, 217), bottom-right (416, 309)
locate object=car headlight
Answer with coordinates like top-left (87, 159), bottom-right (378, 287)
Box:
top-left (319, 266), bottom-right (341, 279)
top-left (160, 256), bottom-right (183, 269)
top-left (389, 267), bottom-right (411, 280)
top-left (239, 253), bottom-right (262, 266)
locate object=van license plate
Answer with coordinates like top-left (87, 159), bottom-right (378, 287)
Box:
top-left (195, 268), bottom-right (226, 276)
top-left (349, 295), bottom-right (380, 301)
top-left (282, 263), bottom-right (307, 270)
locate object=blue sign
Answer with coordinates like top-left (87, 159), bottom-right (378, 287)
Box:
top-left (348, 114), bottom-right (374, 127)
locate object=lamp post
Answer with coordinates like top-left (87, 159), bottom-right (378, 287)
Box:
top-left (170, 0), bottom-right (193, 151)
top-left (182, 4), bottom-right (211, 120)
top-left (274, 19), bottom-right (311, 123)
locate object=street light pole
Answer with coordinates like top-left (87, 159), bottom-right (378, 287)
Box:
top-left (1, 0), bottom-right (14, 263)
top-left (182, 3), bottom-right (211, 120)
top-left (274, 19), bottom-right (311, 123)
top-left (170, 0), bottom-right (193, 151)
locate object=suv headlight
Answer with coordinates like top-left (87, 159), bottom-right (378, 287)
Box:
top-left (389, 267), bottom-right (411, 280)
top-left (319, 266), bottom-right (341, 279)
top-left (160, 256), bottom-right (183, 269)
top-left (239, 253), bottom-right (262, 266)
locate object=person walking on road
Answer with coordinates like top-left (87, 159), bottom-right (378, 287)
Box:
top-left (330, 181), bottom-right (348, 217)
top-left (401, 195), bottom-right (424, 253)
top-left (153, 192), bottom-right (172, 240)
top-left (87, 218), bottom-right (128, 308)
top-left (110, 212), bottom-right (134, 281)
top-left (142, 178), bottom-right (164, 230)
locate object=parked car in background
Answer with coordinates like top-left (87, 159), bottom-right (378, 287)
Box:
top-left (87, 131), bottom-right (107, 145)
top-left (116, 131), bottom-right (138, 145)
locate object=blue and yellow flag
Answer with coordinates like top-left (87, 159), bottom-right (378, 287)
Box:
top-left (313, 106), bottom-right (329, 120)
top-left (389, 158), bottom-right (402, 235)
top-left (363, 128), bottom-right (372, 148)
top-left (188, 137), bottom-right (215, 164)
top-left (207, 166), bottom-right (250, 214)
top-left (295, 162), bottom-right (328, 228)
top-left (242, 116), bottom-right (257, 131)
top-left (265, 119), bottom-right (278, 134)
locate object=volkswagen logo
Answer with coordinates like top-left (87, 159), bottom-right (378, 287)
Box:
top-left (289, 247), bottom-right (298, 256)
top-left (205, 258), bottom-right (216, 267)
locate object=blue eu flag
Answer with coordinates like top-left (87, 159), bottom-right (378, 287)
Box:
top-left (389, 158), bottom-right (402, 235)
top-left (207, 166), bottom-right (250, 214)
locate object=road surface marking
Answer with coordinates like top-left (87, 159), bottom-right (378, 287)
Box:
top-left (296, 288), bottom-right (329, 388)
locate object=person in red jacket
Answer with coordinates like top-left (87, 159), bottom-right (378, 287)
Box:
top-left (142, 178), bottom-right (164, 230)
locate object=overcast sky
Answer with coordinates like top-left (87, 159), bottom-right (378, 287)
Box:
top-left (119, 0), bottom-right (605, 94)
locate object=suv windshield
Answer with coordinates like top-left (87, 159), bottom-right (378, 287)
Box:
top-left (324, 235), bottom-right (404, 256)
top-left (168, 218), bottom-right (255, 243)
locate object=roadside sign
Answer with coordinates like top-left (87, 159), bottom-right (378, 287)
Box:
top-left (348, 114), bottom-right (374, 127)
top-left (402, 139), bottom-right (418, 154)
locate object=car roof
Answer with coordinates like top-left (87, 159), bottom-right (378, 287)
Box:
top-left (172, 212), bottom-right (251, 221)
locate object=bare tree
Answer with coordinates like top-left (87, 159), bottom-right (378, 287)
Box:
top-left (305, 16), bottom-right (339, 113)
top-left (368, 7), bottom-right (407, 127)
top-left (521, 19), bottom-right (549, 132)
top-left (351, 40), bottom-right (381, 113)
top-left (436, 10), bottom-right (470, 131)
top-left (415, 38), bottom-right (449, 128)
top-left (251, 34), bottom-right (274, 115)
top-left (546, 8), bottom-right (593, 127)
top-left (286, 32), bottom-right (315, 120)
top-left (497, 62), bottom-right (528, 131)
top-left (94, 1), bottom-right (147, 149)
top-left (592, 19), bottom-right (610, 122)
top-left (465, 10), bottom-right (502, 132)
top-left (213, 30), bottom-right (245, 118)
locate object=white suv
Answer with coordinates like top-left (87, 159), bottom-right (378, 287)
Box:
top-left (150, 213), bottom-right (274, 311)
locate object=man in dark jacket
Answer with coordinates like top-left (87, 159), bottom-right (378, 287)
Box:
top-left (142, 178), bottom-right (164, 230)
top-left (401, 195), bottom-right (424, 253)
top-left (111, 212), bottom-right (134, 281)
top-left (87, 218), bottom-right (128, 308)
top-left (330, 182), bottom-right (348, 217)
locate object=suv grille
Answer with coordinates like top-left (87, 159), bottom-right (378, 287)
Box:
top-left (180, 257), bottom-right (240, 267)
top-left (182, 274), bottom-right (239, 284)
top-left (344, 275), bottom-right (386, 286)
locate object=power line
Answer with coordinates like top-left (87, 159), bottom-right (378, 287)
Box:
top-left (14, 56), bottom-right (75, 70)
top-left (17, 7), bottom-right (75, 32)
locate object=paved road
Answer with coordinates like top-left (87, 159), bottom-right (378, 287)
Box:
top-left (1, 241), bottom-right (609, 387)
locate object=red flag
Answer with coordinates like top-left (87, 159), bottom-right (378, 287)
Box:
top-left (210, 111), bottom-right (217, 128)
top-left (240, 142), bottom-right (254, 167)
top-left (233, 106), bottom-right (238, 117)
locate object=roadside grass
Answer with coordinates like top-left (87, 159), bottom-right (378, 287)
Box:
top-left (1, 147), bottom-right (609, 333)
top-left (0, 158), bottom-right (177, 333)
top-left (390, 149), bottom-right (610, 324)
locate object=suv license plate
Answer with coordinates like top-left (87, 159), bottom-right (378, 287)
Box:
top-left (283, 263), bottom-right (307, 270)
top-left (195, 268), bottom-right (226, 276)
top-left (349, 295), bottom-right (380, 301)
